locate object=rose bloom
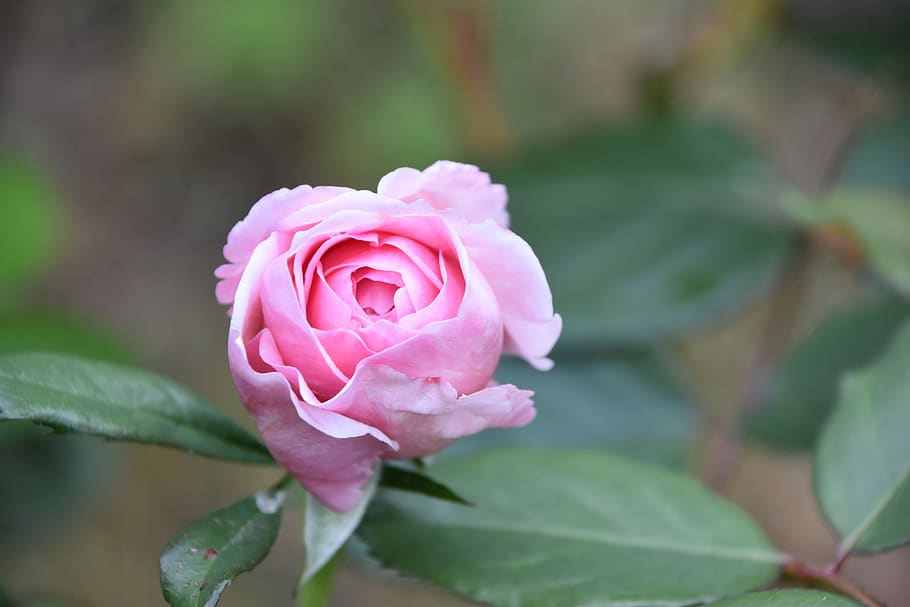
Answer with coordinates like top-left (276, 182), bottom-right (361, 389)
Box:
top-left (216, 161), bottom-right (560, 511)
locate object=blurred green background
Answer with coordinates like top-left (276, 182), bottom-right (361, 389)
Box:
top-left (1, 1), bottom-right (909, 605)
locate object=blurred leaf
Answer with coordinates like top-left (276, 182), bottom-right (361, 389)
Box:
top-left (710, 589), bottom-right (859, 606)
top-left (781, 0), bottom-right (910, 76)
top-left (498, 119), bottom-right (793, 346)
top-left (379, 465), bottom-right (472, 506)
top-left (0, 312), bottom-right (130, 362)
top-left (747, 294), bottom-right (910, 449)
top-left (0, 588), bottom-right (10, 607)
top-left (815, 319), bottom-right (910, 554)
top-left (0, 154), bottom-right (58, 302)
top-left (359, 449), bottom-right (782, 607)
top-left (332, 73), bottom-right (458, 185)
top-left (783, 189), bottom-right (910, 296)
top-left (444, 353), bottom-right (698, 467)
top-left (158, 0), bottom-right (329, 103)
top-left (0, 422), bottom-right (111, 547)
top-left (160, 489), bottom-right (285, 607)
top-left (300, 473), bottom-right (377, 588)
top-left (0, 352), bottom-right (272, 464)
top-left (840, 114), bottom-right (910, 192)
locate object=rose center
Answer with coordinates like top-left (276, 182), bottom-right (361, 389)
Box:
top-left (354, 277), bottom-right (399, 317)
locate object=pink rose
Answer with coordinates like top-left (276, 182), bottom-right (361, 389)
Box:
top-left (216, 161), bottom-right (561, 511)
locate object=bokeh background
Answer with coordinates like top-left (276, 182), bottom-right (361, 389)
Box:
top-left (1, 1), bottom-right (909, 606)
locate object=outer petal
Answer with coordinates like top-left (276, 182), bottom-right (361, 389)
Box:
top-left (229, 335), bottom-right (388, 511)
top-left (378, 161), bottom-right (509, 227)
top-left (229, 231), bottom-right (393, 512)
top-left (460, 220), bottom-right (562, 370)
top-left (327, 363), bottom-right (535, 459)
top-left (216, 185), bottom-right (351, 306)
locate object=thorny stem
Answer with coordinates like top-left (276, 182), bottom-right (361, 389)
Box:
top-left (784, 558), bottom-right (886, 607)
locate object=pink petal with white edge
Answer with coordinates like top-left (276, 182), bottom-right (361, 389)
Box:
top-left (378, 161), bottom-right (509, 227)
top-left (328, 362), bottom-right (535, 460)
top-left (216, 185), bottom-right (352, 306)
top-left (459, 220), bottom-right (562, 370)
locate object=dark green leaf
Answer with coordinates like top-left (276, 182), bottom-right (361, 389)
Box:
top-left (160, 489), bottom-right (285, 607)
top-left (300, 472), bottom-right (377, 586)
top-left (840, 114), bottom-right (910, 193)
top-left (709, 589), bottom-right (859, 606)
top-left (781, 2), bottom-right (910, 77)
top-left (0, 584), bottom-right (14, 607)
top-left (498, 119), bottom-right (793, 346)
top-left (380, 465), bottom-right (473, 506)
top-left (0, 154), bottom-right (57, 299)
top-left (359, 449), bottom-right (782, 607)
top-left (0, 352), bottom-right (272, 464)
top-left (444, 353), bottom-right (698, 466)
top-left (0, 313), bottom-right (125, 545)
top-left (0, 422), bottom-right (111, 547)
top-left (747, 294), bottom-right (910, 449)
top-left (815, 319), bottom-right (910, 553)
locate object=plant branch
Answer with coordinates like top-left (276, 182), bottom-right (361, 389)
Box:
top-left (784, 558), bottom-right (886, 607)
top-left (397, 0), bottom-right (512, 157)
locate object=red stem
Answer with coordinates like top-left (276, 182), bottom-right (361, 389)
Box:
top-left (784, 558), bottom-right (886, 607)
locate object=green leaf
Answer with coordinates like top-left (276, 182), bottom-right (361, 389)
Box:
top-left (380, 465), bottom-right (473, 506)
top-left (708, 589), bottom-right (859, 606)
top-left (444, 353), bottom-right (698, 466)
top-left (815, 319), bottom-right (910, 554)
top-left (0, 313), bottom-right (125, 543)
top-left (0, 584), bottom-right (14, 607)
top-left (160, 488), bottom-right (285, 607)
top-left (747, 294), bottom-right (910, 449)
top-left (0, 154), bottom-right (58, 299)
top-left (498, 119), bottom-right (793, 346)
top-left (0, 352), bottom-right (272, 464)
top-left (781, 4), bottom-right (910, 78)
top-left (359, 449), bottom-right (782, 607)
top-left (783, 189), bottom-right (910, 295)
top-left (840, 115), bottom-right (910, 193)
top-left (300, 472), bottom-right (377, 586)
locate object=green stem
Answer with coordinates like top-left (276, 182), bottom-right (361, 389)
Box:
top-left (784, 558), bottom-right (885, 607)
top-left (272, 473), bottom-right (295, 492)
top-left (297, 551), bottom-right (342, 607)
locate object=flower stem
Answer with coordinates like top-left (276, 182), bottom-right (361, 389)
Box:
top-left (784, 558), bottom-right (885, 607)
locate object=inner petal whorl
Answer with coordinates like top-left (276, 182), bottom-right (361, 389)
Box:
top-left (355, 277), bottom-right (399, 317)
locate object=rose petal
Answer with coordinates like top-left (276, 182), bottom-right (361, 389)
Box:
top-left (216, 185), bottom-right (352, 306)
top-left (378, 161), bottom-right (509, 227)
top-left (230, 330), bottom-right (390, 512)
top-left (460, 220), bottom-right (562, 370)
top-left (228, 234), bottom-right (398, 512)
top-left (260, 253), bottom-right (351, 399)
top-left (329, 363), bottom-right (535, 459)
